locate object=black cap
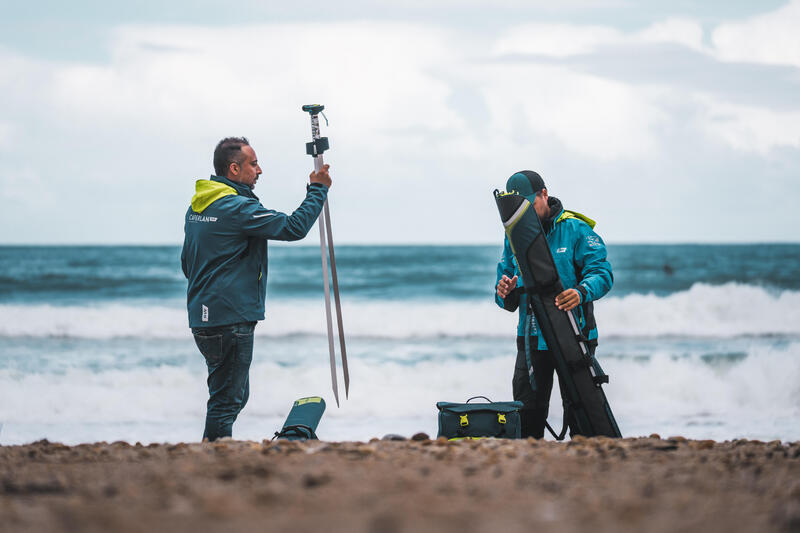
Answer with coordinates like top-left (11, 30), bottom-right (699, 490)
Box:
top-left (506, 170), bottom-right (546, 200)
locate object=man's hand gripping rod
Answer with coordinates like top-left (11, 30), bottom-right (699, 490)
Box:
top-left (302, 104), bottom-right (349, 407)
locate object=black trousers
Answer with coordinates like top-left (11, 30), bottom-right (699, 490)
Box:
top-left (512, 336), bottom-right (568, 439)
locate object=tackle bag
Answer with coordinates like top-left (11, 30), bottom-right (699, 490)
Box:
top-left (436, 396), bottom-right (523, 439)
top-left (274, 396), bottom-right (326, 440)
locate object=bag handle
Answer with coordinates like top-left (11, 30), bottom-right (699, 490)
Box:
top-left (465, 396), bottom-right (493, 403)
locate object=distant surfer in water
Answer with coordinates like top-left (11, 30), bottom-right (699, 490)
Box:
top-left (495, 171), bottom-right (613, 438)
top-left (181, 137), bottom-right (332, 441)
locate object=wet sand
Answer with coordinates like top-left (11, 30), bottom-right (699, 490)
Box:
top-left (1, 435), bottom-right (798, 532)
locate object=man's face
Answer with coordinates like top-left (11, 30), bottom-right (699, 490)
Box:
top-left (229, 145), bottom-right (262, 189)
top-left (533, 189), bottom-right (550, 220)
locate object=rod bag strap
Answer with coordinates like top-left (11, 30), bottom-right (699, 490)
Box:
top-left (544, 403), bottom-right (571, 441)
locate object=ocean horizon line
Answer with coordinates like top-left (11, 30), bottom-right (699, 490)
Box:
top-left (2, 241), bottom-right (800, 248)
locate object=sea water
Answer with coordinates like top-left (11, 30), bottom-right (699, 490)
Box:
top-left (0, 244), bottom-right (798, 444)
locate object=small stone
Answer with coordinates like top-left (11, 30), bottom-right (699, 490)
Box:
top-left (303, 473), bottom-right (332, 488)
top-left (382, 434), bottom-right (407, 441)
top-left (462, 465), bottom-right (479, 477)
top-left (217, 469), bottom-right (237, 481)
top-left (411, 432), bottom-right (430, 441)
top-left (649, 433), bottom-right (661, 440)
top-left (651, 441), bottom-right (678, 451)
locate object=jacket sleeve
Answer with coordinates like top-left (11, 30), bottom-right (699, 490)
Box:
top-left (238, 184), bottom-right (328, 241)
top-left (572, 223), bottom-right (613, 303)
top-left (495, 236), bottom-right (521, 312)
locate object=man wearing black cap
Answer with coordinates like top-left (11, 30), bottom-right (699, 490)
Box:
top-left (494, 170), bottom-right (613, 438)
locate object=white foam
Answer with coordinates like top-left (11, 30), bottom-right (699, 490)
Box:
top-left (1, 341), bottom-right (798, 444)
top-left (0, 283), bottom-right (798, 340)
top-left (599, 283), bottom-right (800, 337)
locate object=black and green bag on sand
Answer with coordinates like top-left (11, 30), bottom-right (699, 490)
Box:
top-left (274, 396), bottom-right (326, 440)
top-left (437, 396), bottom-right (523, 439)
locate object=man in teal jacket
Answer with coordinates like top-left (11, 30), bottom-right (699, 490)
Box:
top-left (181, 136), bottom-right (331, 441)
top-left (495, 170), bottom-right (613, 438)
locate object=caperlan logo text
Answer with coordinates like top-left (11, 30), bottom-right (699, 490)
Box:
top-left (189, 214), bottom-right (218, 222)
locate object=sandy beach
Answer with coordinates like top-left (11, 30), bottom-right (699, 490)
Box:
top-left (1, 435), bottom-right (798, 532)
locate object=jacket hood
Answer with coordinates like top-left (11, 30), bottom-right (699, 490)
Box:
top-left (544, 196), bottom-right (597, 232)
top-left (557, 209), bottom-right (596, 229)
top-left (191, 178), bottom-right (238, 213)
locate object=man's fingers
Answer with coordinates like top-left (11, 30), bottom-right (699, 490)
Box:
top-left (555, 290), bottom-right (579, 311)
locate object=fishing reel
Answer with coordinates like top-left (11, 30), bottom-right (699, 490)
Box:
top-left (302, 104), bottom-right (329, 157)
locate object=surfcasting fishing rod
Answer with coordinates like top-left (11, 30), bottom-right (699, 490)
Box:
top-left (302, 104), bottom-right (349, 407)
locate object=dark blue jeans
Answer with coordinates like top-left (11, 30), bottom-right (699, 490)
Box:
top-left (192, 322), bottom-right (256, 441)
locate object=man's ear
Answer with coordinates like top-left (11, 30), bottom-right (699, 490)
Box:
top-left (229, 162), bottom-right (239, 177)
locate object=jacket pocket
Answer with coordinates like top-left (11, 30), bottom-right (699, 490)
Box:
top-left (193, 332), bottom-right (225, 368)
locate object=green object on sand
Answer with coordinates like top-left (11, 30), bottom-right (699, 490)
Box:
top-left (274, 396), bottom-right (327, 441)
top-left (437, 396), bottom-right (523, 439)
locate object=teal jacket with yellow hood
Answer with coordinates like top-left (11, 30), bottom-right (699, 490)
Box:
top-left (181, 175), bottom-right (328, 328)
top-left (495, 171), bottom-right (613, 349)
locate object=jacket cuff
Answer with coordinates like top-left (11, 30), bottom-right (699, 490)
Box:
top-left (307, 182), bottom-right (330, 192)
top-left (502, 286), bottom-right (522, 311)
top-left (574, 284), bottom-right (588, 303)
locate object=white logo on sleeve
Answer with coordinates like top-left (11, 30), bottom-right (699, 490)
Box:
top-left (202, 305), bottom-right (209, 322)
top-left (586, 236), bottom-right (601, 248)
top-left (252, 213), bottom-right (275, 219)
top-left (557, 247), bottom-right (567, 253)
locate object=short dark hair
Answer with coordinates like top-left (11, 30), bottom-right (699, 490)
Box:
top-left (213, 137), bottom-right (250, 177)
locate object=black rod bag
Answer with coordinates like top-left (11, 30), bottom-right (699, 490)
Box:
top-left (274, 396), bottom-right (327, 440)
top-left (494, 190), bottom-right (621, 438)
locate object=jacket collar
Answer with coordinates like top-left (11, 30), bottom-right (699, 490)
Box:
top-left (210, 175), bottom-right (258, 199)
top-left (542, 196), bottom-right (564, 234)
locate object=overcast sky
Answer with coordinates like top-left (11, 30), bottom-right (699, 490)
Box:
top-left (1, 1), bottom-right (798, 244)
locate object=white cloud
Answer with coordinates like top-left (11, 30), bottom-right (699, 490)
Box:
top-left (491, 6), bottom-right (800, 71)
top-left (695, 95), bottom-right (800, 154)
top-left (712, 0), bottom-right (800, 68)
top-left (488, 12), bottom-right (800, 156)
top-left (492, 18), bottom-right (706, 58)
top-left (476, 63), bottom-right (665, 160)
top-left (493, 24), bottom-right (624, 57)
top-left (48, 23), bottom-right (464, 149)
top-left (638, 18), bottom-right (704, 52)
top-left (0, 122), bottom-right (11, 148)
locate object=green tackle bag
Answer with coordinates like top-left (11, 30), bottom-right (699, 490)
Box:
top-left (274, 396), bottom-right (326, 440)
top-left (436, 396), bottom-right (523, 440)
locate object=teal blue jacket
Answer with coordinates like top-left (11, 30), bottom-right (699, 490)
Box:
top-left (495, 197), bottom-right (613, 348)
top-left (181, 175), bottom-right (328, 328)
